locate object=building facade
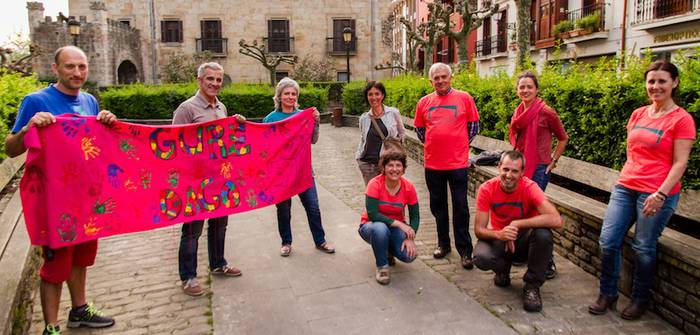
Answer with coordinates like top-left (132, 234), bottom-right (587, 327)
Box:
top-left (472, 0), bottom-right (700, 76)
top-left (56, 0), bottom-right (394, 85)
top-left (28, 2), bottom-right (144, 86)
top-left (390, 0), bottom-right (699, 77)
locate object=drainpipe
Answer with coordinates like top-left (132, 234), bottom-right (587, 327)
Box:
top-left (149, 0), bottom-right (158, 83)
top-left (371, 0), bottom-right (378, 79)
top-left (620, 0), bottom-right (628, 70)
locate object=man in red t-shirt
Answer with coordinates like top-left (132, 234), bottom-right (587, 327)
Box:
top-left (473, 150), bottom-right (562, 312)
top-left (413, 63), bottom-right (480, 269)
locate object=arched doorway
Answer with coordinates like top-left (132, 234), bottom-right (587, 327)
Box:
top-left (117, 60), bottom-right (138, 84)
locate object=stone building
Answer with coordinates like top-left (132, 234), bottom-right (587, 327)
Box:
top-left (27, 2), bottom-right (144, 87)
top-left (62, 0), bottom-right (394, 84)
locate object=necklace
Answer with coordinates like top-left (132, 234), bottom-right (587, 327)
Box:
top-left (647, 103), bottom-right (677, 119)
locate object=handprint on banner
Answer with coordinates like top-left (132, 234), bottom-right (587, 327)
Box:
top-left (57, 213), bottom-right (77, 242)
top-left (124, 179), bottom-right (137, 192)
top-left (128, 125), bottom-right (141, 137)
top-left (81, 136), bottom-right (101, 160)
top-left (59, 162), bottom-right (80, 185)
top-left (140, 169), bottom-right (152, 189)
top-left (24, 166), bottom-right (45, 194)
top-left (61, 117), bottom-right (87, 138)
top-left (220, 162), bottom-right (233, 179)
top-left (168, 169), bottom-right (179, 188)
top-left (257, 191), bottom-right (274, 205)
top-left (245, 189), bottom-right (258, 208)
top-left (107, 164), bottom-right (124, 188)
top-left (83, 217), bottom-right (102, 236)
top-left (93, 197), bottom-right (116, 214)
top-left (119, 139), bottom-right (140, 160)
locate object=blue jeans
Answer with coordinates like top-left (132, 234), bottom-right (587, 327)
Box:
top-left (178, 216), bottom-right (229, 281)
top-left (598, 185), bottom-right (679, 302)
top-left (531, 164), bottom-right (550, 191)
top-left (358, 222), bottom-right (417, 268)
top-left (276, 182), bottom-right (326, 246)
top-left (424, 168), bottom-right (472, 257)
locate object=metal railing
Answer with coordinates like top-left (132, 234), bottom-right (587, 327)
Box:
top-left (475, 34), bottom-right (507, 57)
top-left (326, 37), bottom-right (357, 56)
top-left (568, 2), bottom-right (606, 32)
top-left (635, 0), bottom-right (700, 23)
top-left (263, 37), bottom-right (295, 54)
top-left (195, 38), bottom-right (228, 56)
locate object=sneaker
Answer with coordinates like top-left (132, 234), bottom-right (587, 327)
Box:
top-left (493, 272), bottom-right (511, 287)
top-left (280, 244), bottom-right (292, 257)
top-left (211, 265), bottom-right (242, 277)
top-left (461, 256), bottom-right (474, 270)
top-left (66, 303), bottom-right (115, 328)
top-left (546, 259), bottom-right (557, 280)
top-left (316, 242), bottom-right (336, 254)
top-left (42, 324), bottom-right (61, 335)
top-left (182, 278), bottom-right (205, 296)
top-left (523, 286), bottom-right (543, 312)
top-left (376, 267), bottom-right (390, 285)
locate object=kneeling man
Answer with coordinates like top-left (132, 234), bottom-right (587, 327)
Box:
top-left (473, 150), bottom-right (562, 312)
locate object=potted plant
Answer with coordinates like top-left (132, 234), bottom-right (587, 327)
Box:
top-left (575, 12), bottom-right (601, 35)
top-left (553, 20), bottom-right (574, 39)
top-left (509, 31), bottom-right (518, 51)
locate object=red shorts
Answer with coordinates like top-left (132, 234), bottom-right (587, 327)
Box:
top-left (40, 240), bottom-right (98, 284)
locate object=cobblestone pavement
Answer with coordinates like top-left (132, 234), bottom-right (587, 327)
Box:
top-left (29, 226), bottom-right (213, 335)
top-left (24, 123), bottom-right (680, 335)
top-left (312, 124), bottom-right (680, 335)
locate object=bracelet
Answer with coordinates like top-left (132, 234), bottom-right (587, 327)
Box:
top-left (656, 191), bottom-right (668, 201)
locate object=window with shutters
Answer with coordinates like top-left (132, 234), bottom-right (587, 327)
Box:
top-left (200, 20), bottom-right (223, 54)
top-left (161, 20), bottom-right (183, 43)
top-left (331, 19), bottom-right (356, 53)
top-left (267, 20), bottom-right (291, 53)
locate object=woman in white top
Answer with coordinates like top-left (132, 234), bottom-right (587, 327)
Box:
top-left (355, 81), bottom-right (406, 185)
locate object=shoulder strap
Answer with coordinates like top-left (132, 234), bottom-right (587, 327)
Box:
top-left (370, 117), bottom-right (387, 141)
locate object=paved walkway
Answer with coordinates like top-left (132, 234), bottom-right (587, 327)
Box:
top-left (26, 124), bottom-right (679, 334)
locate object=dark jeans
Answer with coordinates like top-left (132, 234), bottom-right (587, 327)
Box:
top-left (599, 185), bottom-right (679, 302)
top-left (276, 182), bottom-right (326, 246)
top-left (178, 216), bottom-right (229, 281)
top-left (424, 167), bottom-right (472, 257)
top-left (531, 164), bottom-right (550, 191)
top-left (358, 222), bottom-right (417, 268)
top-left (473, 228), bottom-right (553, 288)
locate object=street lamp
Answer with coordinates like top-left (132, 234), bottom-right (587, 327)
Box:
top-left (68, 17), bottom-right (81, 46)
top-left (342, 26), bottom-right (353, 82)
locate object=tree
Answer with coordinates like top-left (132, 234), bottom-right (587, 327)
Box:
top-left (160, 51), bottom-right (214, 83)
top-left (401, 2), bottom-right (448, 76)
top-left (0, 34), bottom-right (39, 76)
top-left (435, 0), bottom-right (498, 65)
top-left (291, 54), bottom-right (335, 82)
top-left (238, 39), bottom-right (297, 86)
top-left (515, 0), bottom-right (533, 70)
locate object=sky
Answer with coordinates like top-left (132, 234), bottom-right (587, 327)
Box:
top-left (0, 0), bottom-right (69, 46)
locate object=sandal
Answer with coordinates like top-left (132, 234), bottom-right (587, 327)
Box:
top-left (280, 244), bottom-right (292, 257)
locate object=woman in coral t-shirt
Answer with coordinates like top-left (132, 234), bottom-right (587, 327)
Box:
top-left (589, 61), bottom-right (696, 320)
top-left (358, 151), bottom-right (419, 285)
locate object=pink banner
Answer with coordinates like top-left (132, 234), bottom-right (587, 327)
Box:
top-left (20, 109), bottom-right (315, 248)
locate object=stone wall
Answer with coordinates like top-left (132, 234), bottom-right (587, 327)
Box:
top-left (402, 133), bottom-right (700, 334)
top-left (67, 0), bottom-right (394, 84)
top-left (27, 2), bottom-right (144, 86)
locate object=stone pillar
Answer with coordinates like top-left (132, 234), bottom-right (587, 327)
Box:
top-left (89, 2), bottom-right (111, 86)
top-left (26, 2), bottom-right (44, 37)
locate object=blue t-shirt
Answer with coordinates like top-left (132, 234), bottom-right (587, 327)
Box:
top-left (262, 109), bottom-right (302, 123)
top-left (11, 84), bottom-right (100, 133)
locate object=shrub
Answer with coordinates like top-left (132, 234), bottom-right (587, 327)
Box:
top-left (341, 52), bottom-right (700, 189)
top-left (0, 71), bottom-right (43, 159)
top-left (553, 20), bottom-right (574, 35)
top-left (101, 83), bottom-right (328, 119)
top-left (291, 55), bottom-right (336, 82)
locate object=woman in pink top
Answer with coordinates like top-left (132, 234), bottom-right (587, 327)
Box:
top-left (509, 71), bottom-right (568, 280)
top-left (589, 61), bottom-right (696, 320)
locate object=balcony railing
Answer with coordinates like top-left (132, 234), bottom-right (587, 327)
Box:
top-left (263, 37), bottom-right (295, 54)
top-left (635, 0), bottom-right (700, 23)
top-left (196, 38), bottom-right (228, 57)
top-left (475, 34), bottom-right (507, 57)
top-left (568, 2), bottom-right (606, 32)
top-left (326, 37), bottom-right (357, 56)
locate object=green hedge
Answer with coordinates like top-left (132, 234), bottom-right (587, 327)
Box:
top-left (101, 83), bottom-right (328, 119)
top-left (0, 72), bottom-right (43, 159)
top-left (342, 55), bottom-right (700, 189)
